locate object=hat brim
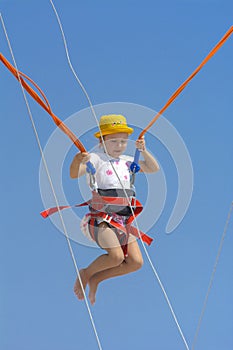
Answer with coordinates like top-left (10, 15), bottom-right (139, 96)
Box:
top-left (94, 126), bottom-right (134, 138)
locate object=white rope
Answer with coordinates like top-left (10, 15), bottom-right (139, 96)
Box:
top-left (192, 202), bottom-right (233, 350)
top-left (0, 13), bottom-right (103, 350)
top-left (49, 1), bottom-right (190, 349)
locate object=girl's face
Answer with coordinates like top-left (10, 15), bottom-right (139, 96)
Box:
top-left (102, 133), bottom-right (129, 158)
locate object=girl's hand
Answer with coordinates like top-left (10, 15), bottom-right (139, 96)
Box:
top-left (75, 152), bottom-right (91, 164)
top-left (135, 137), bottom-right (146, 152)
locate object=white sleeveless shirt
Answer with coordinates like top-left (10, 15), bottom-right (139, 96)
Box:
top-left (87, 152), bottom-right (133, 190)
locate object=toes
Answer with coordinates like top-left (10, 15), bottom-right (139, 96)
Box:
top-left (74, 281), bottom-right (84, 300)
top-left (88, 279), bottom-right (98, 305)
top-left (88, 289), bottom-right (96, 305)
top-left (74, 288), bottom-right (84, 300)
top-left (89, 295), bottom-right (96, 305)
top-left (73, 270), bottom-right (88, 300)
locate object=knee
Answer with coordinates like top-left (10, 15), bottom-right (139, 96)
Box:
top-left (134, 257), bottom-right (144, 270)
top-left (128, 256), bottom-right (144, 271)
top-left (109, 249), bottom-right (125, 266)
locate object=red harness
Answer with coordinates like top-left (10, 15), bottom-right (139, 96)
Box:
top-left (41, 191), bottom-right (153, 256)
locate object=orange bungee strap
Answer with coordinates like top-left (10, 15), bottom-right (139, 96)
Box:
top-left (139, 26), bottom-right (233, 139)
top-left (0, 53), bottom-right (86, 153)
top-left (131, 26), bottom-right (233, 171)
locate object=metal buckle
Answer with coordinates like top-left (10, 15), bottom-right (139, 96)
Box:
top-left (130, 196), bottom-right (136, 209)
top-left (102, 214), bottom-right (112, 224)
top-left (89, 174), bottom-right (98, 192)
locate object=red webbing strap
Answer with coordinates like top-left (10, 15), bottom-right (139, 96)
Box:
top-left (90, 212), bottom-right (153, 246)
top-left (88, 216), bottom-right (129, 257)
top-left (0, 53), bottom-right (86, 152)
top-left (41, 192), bottom-right (140, 218)
top-left (91, 191), bottom-right (136, 211)
top-left (89, 196), bottom-right (152, 245)
top-left (138, 26), bottom-right (233, 139)
top-left (125, 199), bottom-right (153, 244)
top-left (40, 194), bottom-right (153, 245)
top-left (40, 201), bottom-right (90, 218)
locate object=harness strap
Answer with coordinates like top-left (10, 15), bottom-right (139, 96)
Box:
top-left (91, 191), bottom-right (135, 208)
top-left (89, 212), bottom-right (153, 246)
top-left (92, 195), bottom-right (133, 206)
top-left (40, 191), bottom-right (140, 218)
top-left (88, 212), bottom-right (153, 257)
top-left (40, 192), bottom-right (154, 251)
top-left (40, 201), bottom-right (91, 218)
top-left (88, 217), bottom-right (129, 257)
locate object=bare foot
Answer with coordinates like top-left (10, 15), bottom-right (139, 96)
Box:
top-left (88, 276), bottom-right (98, 305)
top-left (74, 269), bottom-right (88, 300)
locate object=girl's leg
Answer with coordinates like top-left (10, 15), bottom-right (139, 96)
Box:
top-left (74, 222), bottom-right (124, 299)
top-left (88, 236), bottom-right (143, 304)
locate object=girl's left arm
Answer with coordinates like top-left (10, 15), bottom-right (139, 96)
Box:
top-left (139, 150), bottom-right (160, 173)
top-left (136, 138), bottom-right (160, 173)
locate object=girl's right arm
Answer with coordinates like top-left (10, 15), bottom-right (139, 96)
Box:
top-left (70, 152), bottom-right (91, 178)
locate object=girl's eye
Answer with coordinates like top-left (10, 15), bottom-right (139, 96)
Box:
top-left (119, 140), bottom-right (127, 145)
top-left (109, 139), bottom-right (128, 144)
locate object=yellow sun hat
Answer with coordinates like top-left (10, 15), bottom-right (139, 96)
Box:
top-left (94, 114), bottom-right (134, 138)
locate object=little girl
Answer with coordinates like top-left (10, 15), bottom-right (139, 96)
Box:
top-left (70, 114), bottom-right (159, 305)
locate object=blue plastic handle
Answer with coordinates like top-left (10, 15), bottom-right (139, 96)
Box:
top-left (130, 149), bottom-right (141, 173)
top-left (130, 161), bottom-right (140, 173)
top-left (134, 148), bottom-right (140, 164)
top-left (86, 161), bottom-right (96, 175)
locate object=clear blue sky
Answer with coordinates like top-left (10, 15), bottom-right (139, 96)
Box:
top-left (1, 1), bottom-right (233, 350)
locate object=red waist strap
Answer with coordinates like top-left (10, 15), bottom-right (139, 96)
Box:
top-left (41, 192), bottom-right (139, 218)
top-left (40, 191), bottom-right (154, 246)
top-left (40, 201), bottom-right (90, 218)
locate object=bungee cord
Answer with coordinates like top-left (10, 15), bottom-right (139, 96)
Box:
top-left (49, 1), bottom-right (191, 349)
top-left (192, 202), bottom-right (233, 350)
top-left (0, 53), bottom-right (87, 153)
top-left (132, 25), bottom-right (233, 165)
top-left (0, 13), bottom-right (103, 350)
top-left (137, 27), bottom-right (233, 139)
